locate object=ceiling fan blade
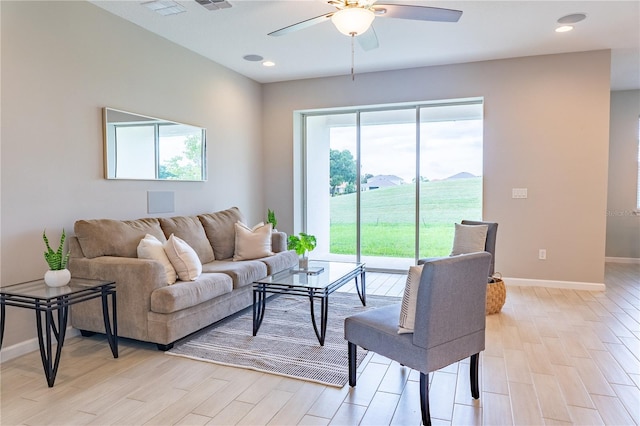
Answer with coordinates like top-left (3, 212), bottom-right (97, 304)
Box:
top-left (268, 13), bottom-right (333, 37)
top-left (357, 26), bottom-right (379, 51)
top-left (373, 4), bottom-right (462, 22)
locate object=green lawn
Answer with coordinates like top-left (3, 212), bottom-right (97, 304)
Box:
top-left (330, 177), bottom-right (482, 258)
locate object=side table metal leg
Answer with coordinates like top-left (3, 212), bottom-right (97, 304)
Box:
top-left (35, 304), bottom-right (68, 387)
top-left (101, 288), bottom-right (118, 358)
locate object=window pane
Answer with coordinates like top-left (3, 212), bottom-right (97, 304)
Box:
top-left (419, 103), bottom-right (484, 258)
top-left (306, 113), bottom-right (358, 262)
top-left (115, 125), bottom-right (155, 179)
top-left (158, 124), bottom-right (204, 180)
top-left (360, 109), bottom-right (416, 270)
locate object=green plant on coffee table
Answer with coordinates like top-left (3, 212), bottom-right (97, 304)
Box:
top-left (43, 229), bottom-right (70, 270)
top-left (288, 232), bottom-right (317, 257)
top-left (266, 209), bottom-right (277, 230)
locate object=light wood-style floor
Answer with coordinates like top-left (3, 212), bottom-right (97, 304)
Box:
top-left (1, 263), bottom-right (638, 425)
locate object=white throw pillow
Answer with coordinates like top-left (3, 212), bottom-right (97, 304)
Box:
top-left (164, 234), bottom-right (202, 281)
top-left (233, 222), bottom-right (274, 261)
top-left (137, 234), bottom-right (177, 285)
top-left (398, 264), bottom-right (423, 334)
top-left (450, 223), bottom-right (488, 256)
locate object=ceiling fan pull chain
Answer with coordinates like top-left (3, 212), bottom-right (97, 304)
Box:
top-left (351, 33), bottom-right (355, 81)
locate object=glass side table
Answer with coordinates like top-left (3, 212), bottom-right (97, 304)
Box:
top-left (0, 278), bottom-right (117, 387)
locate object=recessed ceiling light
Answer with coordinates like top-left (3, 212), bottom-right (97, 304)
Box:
top-left (557, 13), bottom-right (587, 24)
top-left (262, 61), bottom-right (276, 67)
top-left (555, 25), bottom-right (574, 33)
top-left (243, 54), bottom-right (264, 62)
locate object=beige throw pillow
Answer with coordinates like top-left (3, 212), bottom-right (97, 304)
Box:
top-left (233, 222), bottom-right (274, 261)
top-left (450, 223), bottom-right (488, 256)
top-left (164, 234), bottom-right (202, 281)
top-left (137, 234), bottom-right (177, 285)
top-left (398, 264), bottom-right (423, 334)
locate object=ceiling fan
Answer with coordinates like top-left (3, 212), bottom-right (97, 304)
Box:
top-left (268, 0), bottom-right (463, 51)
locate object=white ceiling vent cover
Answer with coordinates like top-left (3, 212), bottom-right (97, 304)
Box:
top-left (195, 0), bottom-right (231, 11)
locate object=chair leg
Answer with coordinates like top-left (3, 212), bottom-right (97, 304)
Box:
top-left (470, 353), bottom-right (480, 399)
top-left (419, 372), bottom-right (431, 426)
top-left (348, 342), bottom-right (357, 387)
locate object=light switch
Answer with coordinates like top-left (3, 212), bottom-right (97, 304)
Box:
top-left (512, 188), bottom-right (528, 199)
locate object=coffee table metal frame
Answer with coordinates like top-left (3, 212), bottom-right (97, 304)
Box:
top-left (0, 278), bottom-right (118, 387)
top-left (252, 261), bottom-right (365, 346)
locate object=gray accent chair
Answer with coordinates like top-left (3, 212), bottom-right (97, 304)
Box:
top-left (344, 252), bottom-right (492, 426)
top-left (418, 220), bottom-right (498, 276)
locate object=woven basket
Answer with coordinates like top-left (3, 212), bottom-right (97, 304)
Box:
top-left (486, 273), bottom-right (506, 315)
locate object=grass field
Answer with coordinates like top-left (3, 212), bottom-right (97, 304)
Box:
top-left (330, 177), bottom-right (482, 258)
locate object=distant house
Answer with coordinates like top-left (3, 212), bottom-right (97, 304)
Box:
top-left (363, 175), bottom-right (404, 190)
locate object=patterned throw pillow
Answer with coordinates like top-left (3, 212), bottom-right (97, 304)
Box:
top-left (398, 264), bottom-right (424, 334)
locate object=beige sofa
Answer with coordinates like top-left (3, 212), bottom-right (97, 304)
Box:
top-left (68, 207), bottom-right (297, 350)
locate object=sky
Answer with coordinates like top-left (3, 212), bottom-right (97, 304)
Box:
top-left (330, 119), bottom-right (483, 182)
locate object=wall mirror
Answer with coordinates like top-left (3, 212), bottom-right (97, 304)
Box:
top-left (104, 108), bottom-right (207, 181)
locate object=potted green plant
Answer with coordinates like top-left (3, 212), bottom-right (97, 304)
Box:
top-left (288, 232), bottom-right (317, 270)
top-left (266, 209), bottom-right (278, 231)
top-left (43, 229), bottom-right (71, 287)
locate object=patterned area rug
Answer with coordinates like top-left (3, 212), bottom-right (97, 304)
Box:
top-left (166, 292), bottom-right (400, 387)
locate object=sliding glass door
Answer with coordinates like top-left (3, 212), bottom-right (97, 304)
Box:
top-left (360, 109), bottom-right (417, 270)
top-left (303, 99), bottom-right (483, 271)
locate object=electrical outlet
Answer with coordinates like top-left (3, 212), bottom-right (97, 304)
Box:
top-left (539, 249), bottom-right (547, 260)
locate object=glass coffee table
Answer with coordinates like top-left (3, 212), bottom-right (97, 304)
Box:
top-left (0, 278), bottom-right (117, 387)
top-left (252, 260), bottom-right (365, 346)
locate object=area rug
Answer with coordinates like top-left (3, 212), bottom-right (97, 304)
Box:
top-left (166, 292), bottom-right (400, 387)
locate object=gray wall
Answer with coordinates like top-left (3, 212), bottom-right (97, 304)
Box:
top-left (262, 50), bottom-right (611, 284)
top-left (1, 1), bottom-right (263, 347)
top-left (606, 90), bottom-right (640, 259)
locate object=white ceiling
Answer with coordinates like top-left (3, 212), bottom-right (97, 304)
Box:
top-left (91, 0), bottom-right (640, 89)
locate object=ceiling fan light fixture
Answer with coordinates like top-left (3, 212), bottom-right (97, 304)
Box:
top-left (331, 7), bottom-right (375, 36)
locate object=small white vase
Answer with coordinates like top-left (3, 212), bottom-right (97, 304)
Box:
top-left (44, 269), bottom-right (71, 287)
top-left (298, 255), bottom-right (309, 270)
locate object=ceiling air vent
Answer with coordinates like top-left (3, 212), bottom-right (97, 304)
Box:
top-left (195, 0), bottom-right (231, 11)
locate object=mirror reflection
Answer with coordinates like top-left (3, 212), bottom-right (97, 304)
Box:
top-left (104, 108), bottom-right (207, 181)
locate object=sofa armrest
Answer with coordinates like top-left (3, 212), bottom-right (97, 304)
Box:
top-left (68, 255), bottom-right (166, 341)
top-left (271, 231), bottom-right (288, 253)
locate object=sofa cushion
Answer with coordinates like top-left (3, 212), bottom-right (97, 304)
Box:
top-left (75, 218), bottom-right (166, 259)
top-left (257, 250), bottom-right (298, 275)
top-left (233, 222), bottom-right (274, 261)
top-left (202, 259), bottom-right (267, 289)
top-left (164, 235), bottom-right (202, 281)
top-left (159, 216), bottom-right (215, 264)
top-left (137, 234), bottom-right (177, 285)
top-left (150, 273), bottom-right (233, 314)
top-left (198, 207), bottom-right (245, 260)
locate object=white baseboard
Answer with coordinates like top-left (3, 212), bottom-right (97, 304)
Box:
top-left (504, 277), bottom-right (606, 291)
top-left (605, 257), bottom-right (640, 264)
top-left (0, 327), bottom-right (80, 363)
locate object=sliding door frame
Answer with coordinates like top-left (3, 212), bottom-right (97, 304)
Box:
top-left (299, 97), bottom-right (483, 270)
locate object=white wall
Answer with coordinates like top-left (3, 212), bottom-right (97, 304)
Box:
top-left (1, 1), bottom-right (263, 347)
top-left (606, 90), bottom-right (640, 259)
top-left (262, 50), bottom-right (611, 285)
